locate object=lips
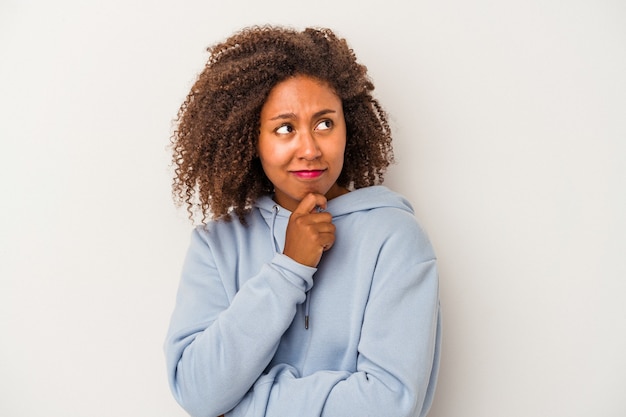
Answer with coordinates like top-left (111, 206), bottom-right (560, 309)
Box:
top-left (291, 169), bottom-right (326, 179)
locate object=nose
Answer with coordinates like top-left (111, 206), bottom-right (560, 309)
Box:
top-left (297, 131), bottom-right (321, 160)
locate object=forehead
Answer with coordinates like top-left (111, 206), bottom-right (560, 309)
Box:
top-left (261, 75), bottom-right (341, 116)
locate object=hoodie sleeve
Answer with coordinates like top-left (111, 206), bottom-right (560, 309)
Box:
top-left (226, 213), bottom-right (442, 417)
top-left (164, 227), bottom-right (317, 417)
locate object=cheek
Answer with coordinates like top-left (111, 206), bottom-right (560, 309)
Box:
top-left (332, 140), bottom-right (347, 167)
top-left (258, 140), bottom-right (290, 169)
top-left (257, 136), bottom-right (273, 163)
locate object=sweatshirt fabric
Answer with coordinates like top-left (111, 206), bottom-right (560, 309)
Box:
top-left (164, 185), bottom-right (441, 417)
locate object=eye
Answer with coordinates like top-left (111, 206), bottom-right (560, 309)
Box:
top-left (275, 124), bottom-right (294, 135)
top-left (315, 119), bottom-right (333, 131)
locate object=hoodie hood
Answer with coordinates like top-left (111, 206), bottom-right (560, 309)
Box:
top-left (255, 185), bottom-right (415, 255)
top-left (255, 185), bottom-right (414, 226)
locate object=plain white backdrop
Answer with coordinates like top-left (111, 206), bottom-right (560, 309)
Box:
top-left (1, 0), bottom-right (624, 416)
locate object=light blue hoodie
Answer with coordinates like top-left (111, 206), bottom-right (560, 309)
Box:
top-left (165, 185), bottom-right (441, 417)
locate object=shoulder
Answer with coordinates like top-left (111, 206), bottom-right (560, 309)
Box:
top-left (191, 209), bottom-right (264, 248)
top-left (373, 208), bottom-right (434, 257)
top-left (342, 188), bottom-right (435, 262)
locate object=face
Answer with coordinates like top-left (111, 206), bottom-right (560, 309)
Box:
top-left (258, 75), bottom-right (347, 212)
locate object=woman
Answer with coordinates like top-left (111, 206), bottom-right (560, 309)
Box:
top-left (165, 25), bottom-right (441, 417)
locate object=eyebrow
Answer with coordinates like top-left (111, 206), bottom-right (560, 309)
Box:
top-left (269, 109), bottom-right (337, 121)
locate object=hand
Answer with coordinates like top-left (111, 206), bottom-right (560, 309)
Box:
top-left (283, 193), bottom-right (336, 267)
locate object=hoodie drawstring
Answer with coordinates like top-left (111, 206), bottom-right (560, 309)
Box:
top-left (270, 205), bottom-right (280, 253)
top-left (304, 294), bottom-right (311, 329)
top-left (270, 204), bottom-right (311, 330)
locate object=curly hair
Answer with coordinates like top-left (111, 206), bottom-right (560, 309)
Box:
top-left (171, 25), bottom-right (394, 224)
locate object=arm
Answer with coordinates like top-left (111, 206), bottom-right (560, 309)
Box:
top-left (164, 227), bottom-right (317, 417)
top-left (228, 216), bottom-right (441, 417)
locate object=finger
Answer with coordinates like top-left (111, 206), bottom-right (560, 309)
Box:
top-left (319, 232), bottom-right (336, 251)
top-left (292, 212), bottom-right (334, 230)
top-left (292, 193), bottom-right (328, 214)
top-left (315, 223), bottom-right (336, 241)
top-left (305, 211), bottom-right (334, 224)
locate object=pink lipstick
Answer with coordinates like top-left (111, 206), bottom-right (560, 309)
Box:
top-left (292, 169), bottom-right (325, 179)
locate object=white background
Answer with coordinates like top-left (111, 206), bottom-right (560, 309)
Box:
top-left (1, 0), bottom-right (624, 416)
